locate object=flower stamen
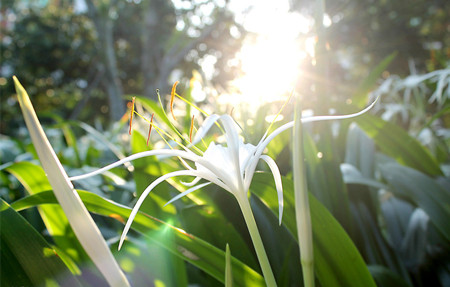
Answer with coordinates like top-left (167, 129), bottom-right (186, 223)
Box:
top-left (266, 89), bottom-right (294, 135)
top-left (170, 81), bottom-right (179, 120)
top-left (174, 90), bottom-right (210, 117)
top-left (147, 113), bottom-right (154, 146)
top-left (189, 115), bottom-right (195, 143)
top-left (128, 97), bottom-right (135, 135)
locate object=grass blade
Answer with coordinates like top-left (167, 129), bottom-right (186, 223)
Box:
top-left (226, 243), bottom-right (233, 287)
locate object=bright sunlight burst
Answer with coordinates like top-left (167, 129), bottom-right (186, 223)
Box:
top-left (225, 1), bottom-right (314, 106)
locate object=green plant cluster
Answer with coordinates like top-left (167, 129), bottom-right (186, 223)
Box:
top-left (1, 68), bottom-right (449, 286)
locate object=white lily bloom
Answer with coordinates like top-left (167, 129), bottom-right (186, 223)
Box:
top-left (70, 98), bottom-right (378, 251)
top-left (71, 114), bottom-right (282, 250)
top-left (70, 97), bottom-right (378, 286)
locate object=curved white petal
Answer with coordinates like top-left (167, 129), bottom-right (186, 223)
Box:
top-left (260, 155), bottom-right (284, 225)
top-left (246, 96), bottom-right (381, 183)
top-left (189, 169), bottom-right (232, 194)
top-left (119, 169), bottom-right (200, 250)
top-left (164, 182), bottom-right (212, 207)
top-left (243, 121), bottom-right (293, 187)
top-left (218, 115), bottom-right (244, 191)
top-left (119, 166), bottom-right (234, 250)
top-left (190, 114), bottom-right (248, 192)
top-left (260, 94), bottom-right (381, 159)
top-left (239, 141), bottom-right (257, 175)
top-left (181, 176), bottom-right (202, 186)
top-left (70, 149), bottom-right (201, 181)
top-left (179, 167), bottom-right (231, 193)
top-left (69, 148), bottom-right (231, 191)
top-left (191, 114), bottom-right (220, 145)
top-left (243, 154), bottom-right (262, 192)
top-left (178, 156), bottom-right (195, 171)
top-left (196, 143), bottom-right (239, 191)
top-left (301, 94), bottom-right (380, 123)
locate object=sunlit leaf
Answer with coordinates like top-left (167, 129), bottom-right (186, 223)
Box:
top-left (6, 161), bottom-right (90, 265)
top-left (303, 131), bottom-right (354, 232)
top-left (225, 244), bottom-right (233, 287)
top-left (13, 77), bottom-right (130, 287)
top-left (130, 130), bottom-right (188, 287)
top-left (356, 114), bottom-right (443, 176)
top-left (0, 199), bottom-right (81, 286)
top-left (352, 52), bottom-right (397, 107)
top-left (11, 190), bottom-right (266, 287)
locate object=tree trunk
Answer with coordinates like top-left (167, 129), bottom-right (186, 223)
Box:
top-left (141, 1), bottom-right (159, 100)
top-left (103, 16), bottom-right (125, 120)
top-left (85, 0), bottom-right (125, 121)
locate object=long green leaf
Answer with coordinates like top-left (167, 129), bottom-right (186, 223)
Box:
top-left (303, 131), bottom-right (354, 233)
top-left (225, 244), bottom-right (233, 287)
top-left (13, 77), bottom-right (130, 287)
top-left (368, 265), bottom-right (411, 287)
top-left (356, 114), bottom-right (443, 176)
top-left (352, 52), bottom-right (397, 107)
top-left (0, 199), bottom-right (81, 287)
top-left (132, 95), bottom-right (181, 138)
top-left (6, 161), bottom-right (90, 265)
top-left (11, 190), bottom-right (266, 287)
top-left (380, 163), bottom-right (450, 241)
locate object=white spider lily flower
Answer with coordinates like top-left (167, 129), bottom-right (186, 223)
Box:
top-left (71, 114), bottom-right (283, 286)
top-left (70, 99), bottom-right (378, 286)
top-left (71, 114), bottom-right (284, 249)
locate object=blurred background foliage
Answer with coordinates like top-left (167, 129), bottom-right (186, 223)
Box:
top-left (0, 0), bottom-right (449, 286)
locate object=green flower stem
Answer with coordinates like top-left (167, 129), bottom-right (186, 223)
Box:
top-left (236, 194), bottom-right (277, 287)
top-left (293, 101), bottom-right (315, 287)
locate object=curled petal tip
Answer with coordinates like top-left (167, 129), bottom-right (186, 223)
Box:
top-left (118, 235), bottom-right (126, 251)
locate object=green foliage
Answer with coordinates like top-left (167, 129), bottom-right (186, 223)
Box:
top-left (0, 199), bottom-right (81, 286)
top-left (11, 189), bottom-right (266, 287)
top-left (6, 162), bottom-right (90, 265)
top-left (251, 174), bottom-right (377, 287)
top-left (3, 82), bottom-right (449, 285)
top-left (2, 1), bottom-right (450, 285)
top-left (356, 114), bottom-right (443, 176)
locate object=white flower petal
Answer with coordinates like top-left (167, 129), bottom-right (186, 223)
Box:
top-left (119, 169), bottom-right (200, 250)
top-left (260, 155), bottom-right (284, 225)
top-left (70, 149), bottom-right (201, 181)
top-left (301, 94), bottom-right (380, 123)
top-left (196, 142), bottom-right (237, 190)
top-left (164, 182), bottom-right (212, 207)
top-left (218, 115), bottom-right (244, 191)
top-left (191, 114), bottom-right (220, 145)
top-left (181, 176), bottom-right (202, 186)
top-left (247, 95), bottom-right (382, 182)
top-left (70, 148), bottom-right (229, 192)
top-left (239, 141), bottom-right (257, 175)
